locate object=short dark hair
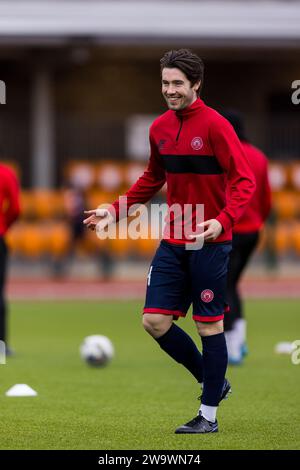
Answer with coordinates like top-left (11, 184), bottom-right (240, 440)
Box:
top-left (160, 49), bottom-right (204, 96)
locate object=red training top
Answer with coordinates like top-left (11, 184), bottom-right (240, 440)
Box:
top-left (232, 141), bottom-right (271, 233)
top-left (111, 98), bottom-right (256, 244)
top-left (0, 164), bottom-right (21, 236)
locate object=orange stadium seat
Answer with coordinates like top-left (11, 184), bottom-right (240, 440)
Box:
top-left (291, 222), bottom-right (300, 255)
top-left (5, 221), bottom-right (26, 255)
top-left (20, 191), bottom-right (36, 219)
top-left (33, 190), bottom-right (66, 219)
top-left (109, 238), bottom-right (132, 258)
top-left (109, 224), bottom-right (134, 258)
top-left (18, 223), bottom-right (49, 257)
top-left (82, 227), bottom-right (100, 254)
top-left (86, 190), bottom-right (118, 211)
top-left (272, 190), bottom-right (298, 220)
top-left (274, 223), bottom-right (291, 255)
top-left (136, 234), bottom-right (160, 259)
top-left (47, 222), bottom-right (71, 257)
top-left (289, 162), bottom-right (300, 191)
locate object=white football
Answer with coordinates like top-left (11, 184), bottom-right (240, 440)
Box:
top-left (80, 335), bottom-right (114, 367)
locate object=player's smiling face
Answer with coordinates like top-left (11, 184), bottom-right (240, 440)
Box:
top-left (162, 67), bottom-right (200, 111)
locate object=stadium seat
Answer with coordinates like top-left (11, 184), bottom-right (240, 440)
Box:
top-left (274, 223), bottom-right (291, 255)
top-left (272, 191), bottom-right (298, 220)
top-left (136, 234), bottom-right (160, 259)
top-left (18, 223), bottom-right (49, 257)
top-left (65, 161), bottom-right (96, 190)
top-left (86, 190), bottom-right (118, 211)
top-left (291, 222), bottom-right (300, 255)
top-left (124, 162), bottom-right (146, 187)
top-left (20, 191), bottom-right (37, 219)
top-left (82, 227), bottom-right (100, 254)
top-left (33, 190), bottom-right (65, 219)
top-left (48, 222), bottom-right (71, 257)
top-left (109, 224), bottom-right (134, 258)
top-left (268, 163), bottom-right (288, 191)
top-left (124, 162), bottom-right (167, 194)
top-left (289, 162), bottom-right (300, 191)
top-left (5, 221), bottom-right (25, 255)
top-left (96, 162), bottom-right (124, 192)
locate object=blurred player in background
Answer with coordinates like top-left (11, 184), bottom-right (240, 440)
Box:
top-left (0, 162), bottom-right (20, 355)
top-left (63, 183), bottom-right (114, 280)
top-left (84, 49), bottom-right (255, 434)
top-left (55, 182), bottom-right (87, 277)
top-left (221, 111), bottom-right (271, 365)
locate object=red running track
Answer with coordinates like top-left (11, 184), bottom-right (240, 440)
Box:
top-left (6, 278), bottom-right (300, 301)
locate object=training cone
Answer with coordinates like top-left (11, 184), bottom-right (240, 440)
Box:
top-left (5, 384), bottom-right (38, 397)
top-left (274, 342), bottom-right (295, 354)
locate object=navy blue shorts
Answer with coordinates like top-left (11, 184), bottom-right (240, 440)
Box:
top-left (143, 240), bottom-right (232, 323)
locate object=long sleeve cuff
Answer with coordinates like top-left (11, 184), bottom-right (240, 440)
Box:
top-left (216, 211), bottom-right (233, 233)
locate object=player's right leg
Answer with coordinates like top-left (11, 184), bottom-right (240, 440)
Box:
top-left (143, 313), bottom-right (173, 339)
top-left (142, 240), bottom-right (203, 384)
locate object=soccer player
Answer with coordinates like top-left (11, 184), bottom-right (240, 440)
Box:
top-left (0, 163), bottom-right (20, 355)
top-left (84, 49), bottom-right (256, 433)
top-left (221, 111), bottom-right (271, 365)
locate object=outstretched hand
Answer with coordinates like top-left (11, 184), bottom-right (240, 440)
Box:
top-left (83, 208), bottom-right (114, 232)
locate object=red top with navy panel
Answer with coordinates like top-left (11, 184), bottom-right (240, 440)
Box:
top-left (112, 98), bottom-right (256, 243)
top-left (232, 141), bottom-right (271, 233)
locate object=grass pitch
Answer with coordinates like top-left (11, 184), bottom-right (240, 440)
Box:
top-left (1, 299), bottom-right (299, 450)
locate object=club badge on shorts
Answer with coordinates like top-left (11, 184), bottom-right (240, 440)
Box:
top-left (201, 289), bottom-right (214, 303)
top-left (191, 136), bottom-right (203, 151)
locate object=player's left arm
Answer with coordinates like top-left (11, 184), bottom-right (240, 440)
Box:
top-left (209, 117), bottom-right (256, 234)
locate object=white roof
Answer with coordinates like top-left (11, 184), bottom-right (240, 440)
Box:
top-left (0, 1), bottom-right (300, 46)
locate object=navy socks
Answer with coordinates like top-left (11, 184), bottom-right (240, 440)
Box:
top-left (155, 323), bottom-right (203, 383)
top-left (200, 333), bottom-right (228, 406)
top-left (154, 325), bottom-right (228, 407)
